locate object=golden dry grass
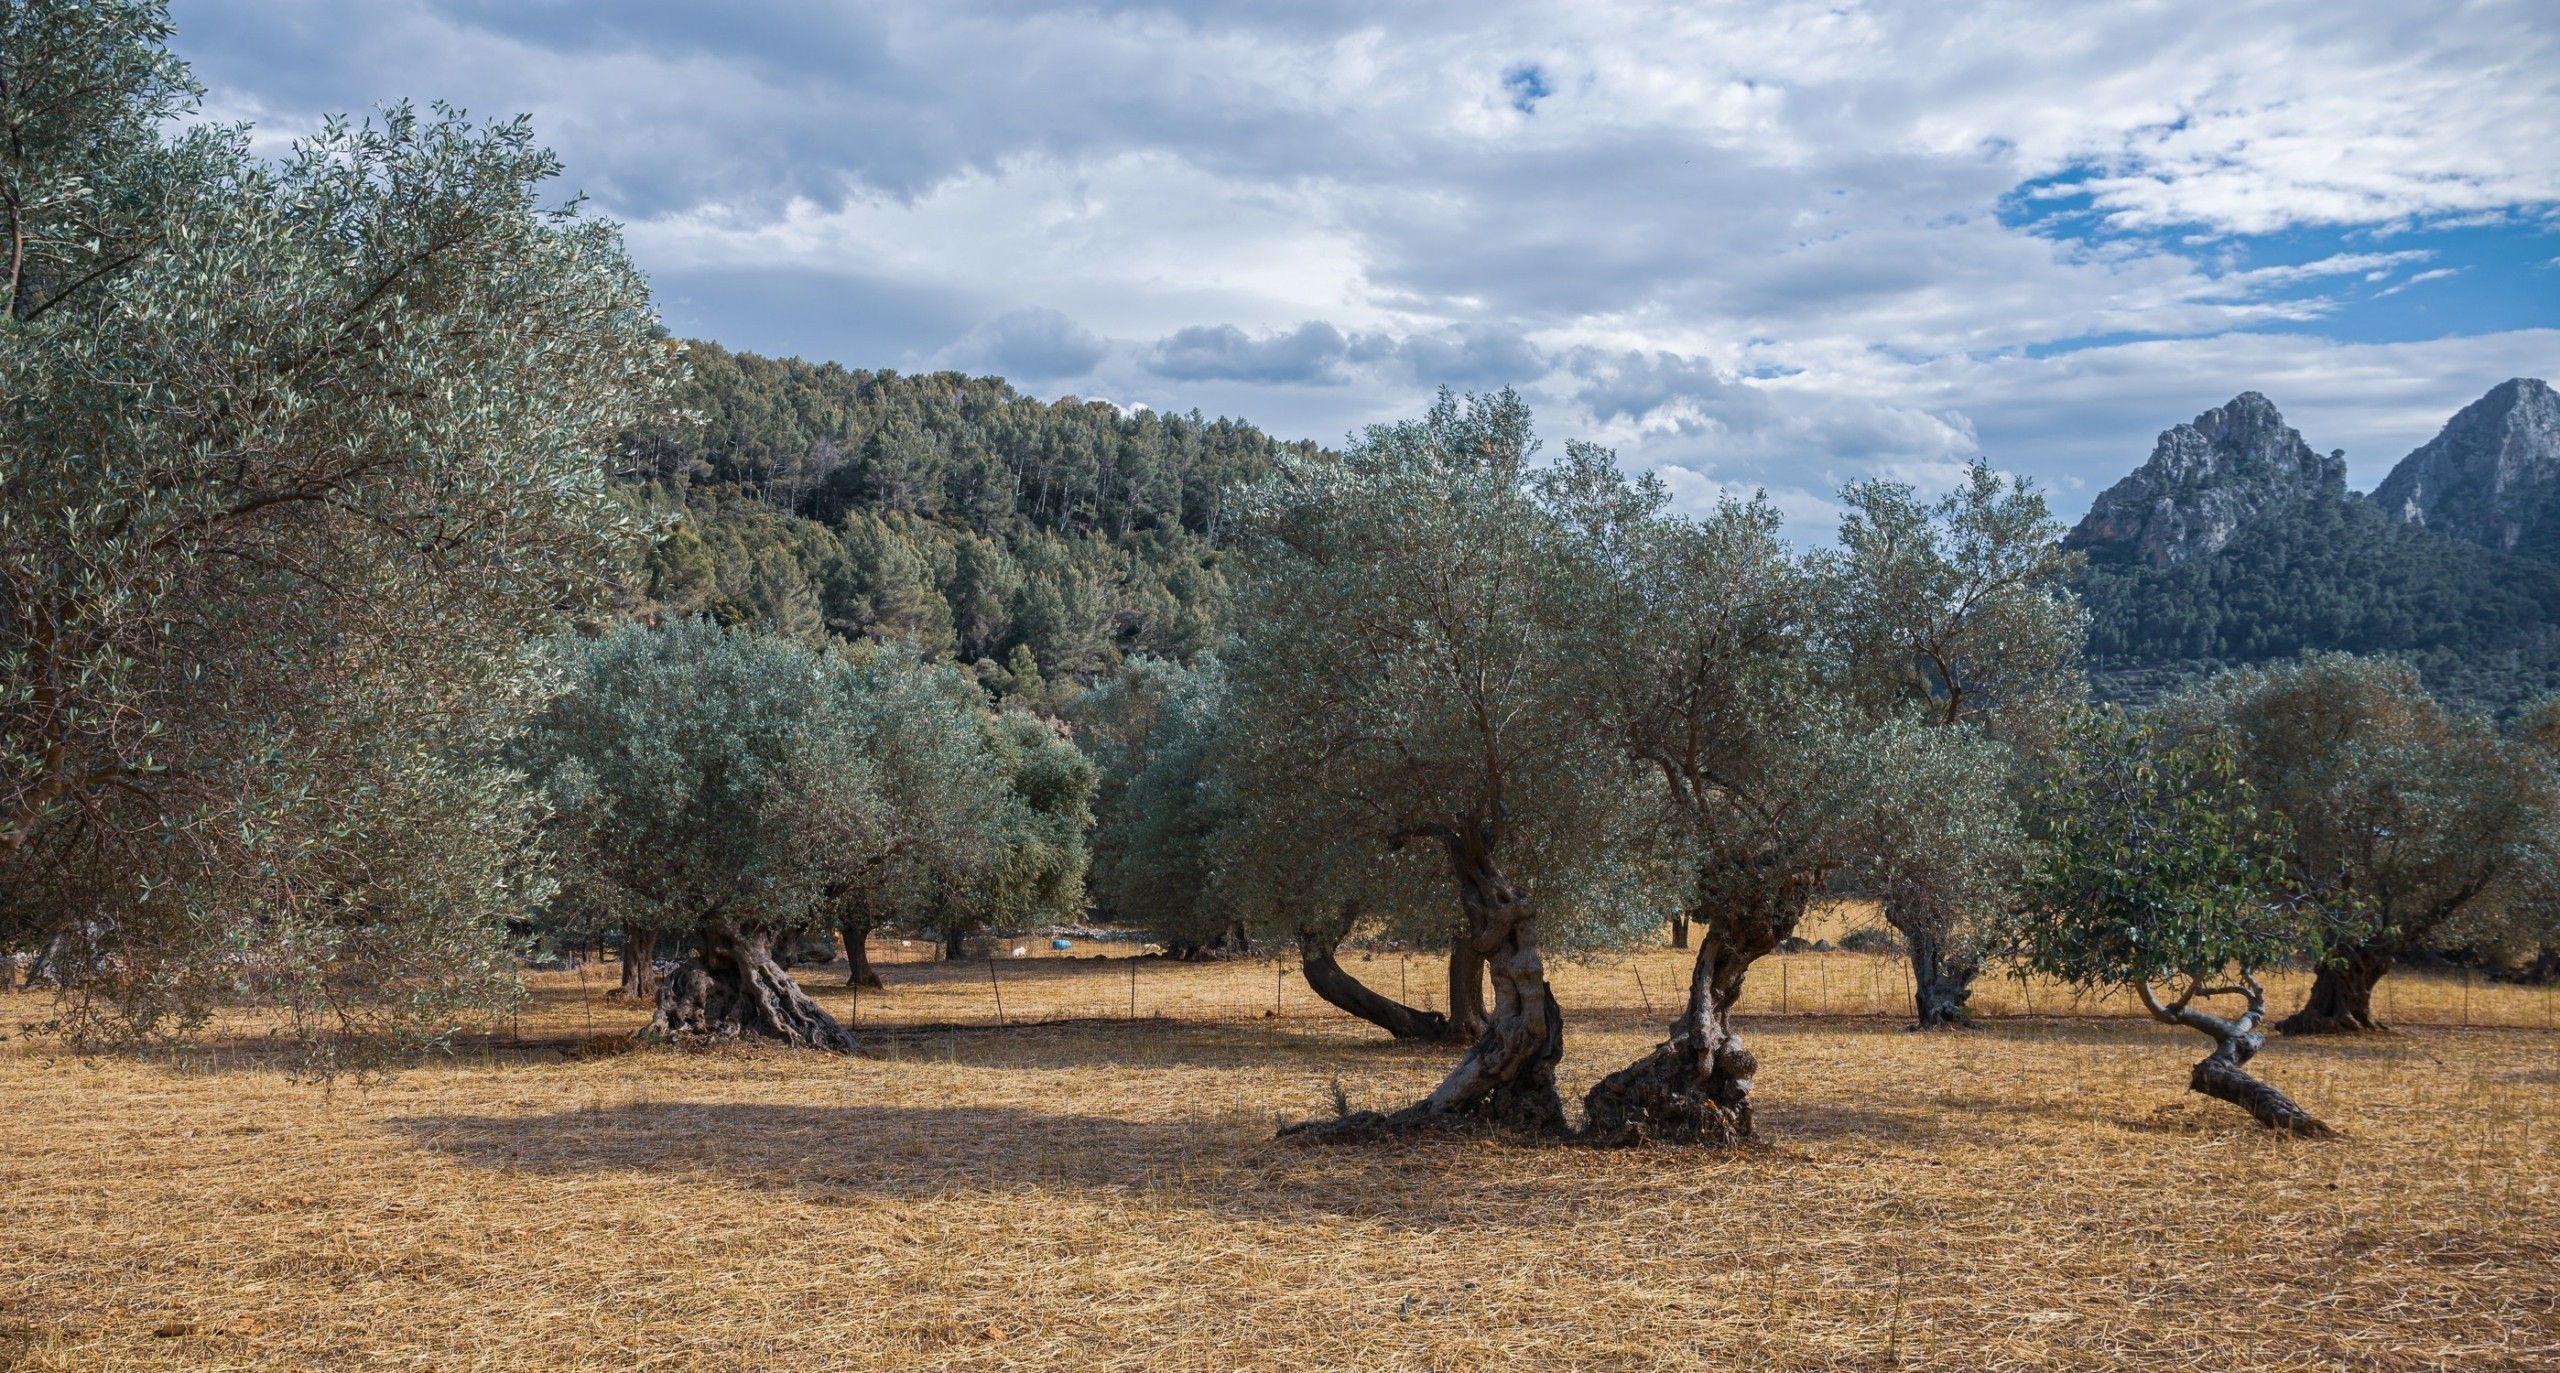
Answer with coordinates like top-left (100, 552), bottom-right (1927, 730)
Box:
top-left (4, 935), bottom-right (2557, 1371)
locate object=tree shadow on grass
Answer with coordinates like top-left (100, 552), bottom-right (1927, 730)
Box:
top-left (848, 1017), bottom-right (1456, 1074)
top-left (385, 1099), bottom-right (1676, 1231)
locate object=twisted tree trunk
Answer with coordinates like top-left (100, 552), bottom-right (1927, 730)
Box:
top-left (1285, 828), bottom-right (1564, 1140)
top-left (842, 917), bottom-right (882, 990)
top-left (1880, 896), bottom-right (1975, 1029)
top-left (2279, 945), bottom-right (2391, 1034)
top-left (645, 914), bottom-right (853, 1051)
top-left (1906, 926), bottom-right (1978, 1030)
top-left (1298, 905), bottom-right (1449, 1042)
top-left (1585, 854), bottom-right (1816, 1147)
top-left (22, 928), bottom-right (74, 989)
top-left (2140, 977), bottom-right (2333, 1137)
top-left (614, 925), bottom-right (658, 1000)
top-left (1582, 918), bottom-right (1757, 1146)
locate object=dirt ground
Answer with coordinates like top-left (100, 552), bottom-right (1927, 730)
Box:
top-left (3, 941), bottom-right (2555, 1371)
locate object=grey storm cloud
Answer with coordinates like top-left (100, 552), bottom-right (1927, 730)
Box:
top-left (1141, 321), bottom-right (1550, 389)
top-left (1569, 350), bottom-right (1766, 429)
top-left (941, 309), bottom-right (1111, 381)
top-left (1146, 322), bottom-right (1352, 385)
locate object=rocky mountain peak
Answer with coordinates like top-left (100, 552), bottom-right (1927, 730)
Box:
top-left (2370, 378), bottom-right (2560, 553)
top-left (2068, 392), bottom-right (2346, 567)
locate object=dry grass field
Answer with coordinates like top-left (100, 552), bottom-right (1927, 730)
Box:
top-left (4, 924), bottom-right (2557, 1371)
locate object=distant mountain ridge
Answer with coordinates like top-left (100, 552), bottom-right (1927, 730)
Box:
top-left (2070, 392), bottom-right (2347, 568)
top-left (2371, 378), bottom-right (2560, 558)
top-left (2073, 379), bottom-right (2560, 711)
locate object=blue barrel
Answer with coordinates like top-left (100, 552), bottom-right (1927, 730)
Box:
top-left (1051, 937), bottom-right (1073, 951)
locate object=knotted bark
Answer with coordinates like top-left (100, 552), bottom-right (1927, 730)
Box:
top-left (1584, 854), bottom-right (1817, 1147)
top-left (1582, 925), bottom-right (1756, 1147)
top-left (645, 915), bottom-right (854, 1052)
top-left (1446, 937), bottom-right (1491, 1040)
top-left (2140, 976), bottom-right (2333, 1137)
top-left (1298, 905), bottom-right (1450, 1042)
top-left (2278, 946), bottom-right (2391, 1034)
top-left (1284, 826), bottom-right (1565, 1141)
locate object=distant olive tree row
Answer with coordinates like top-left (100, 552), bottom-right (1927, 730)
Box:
top-left (1078, 392), bottom-right (2560, 1144)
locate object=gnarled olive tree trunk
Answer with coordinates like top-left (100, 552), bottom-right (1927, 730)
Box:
top-left (1585, 854), bottom-right (1816, 1146)
top-left (1582, 911), bottom-right (1759, 1147)
top-left (1905, 925), bottom-right (1978, 1030)
top-left (841, 917), bottom-right (883, 990)
top-left (613, 925), bottom-right (659, 1000)
top-left (2140, 976), bottom-right (2332, 1136)
top-left (1285, 828), bottom-right (1564, 1140)
top-left (2278, 945), bottom-right (2391, 1034)
top-left (1297, 903), bottom-right (1449, 1042)
top-left (646, 914), bottom-right (853, 1051)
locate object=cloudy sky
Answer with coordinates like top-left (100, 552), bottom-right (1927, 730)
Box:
top-left (170, 0), bottom-right (2560, 534)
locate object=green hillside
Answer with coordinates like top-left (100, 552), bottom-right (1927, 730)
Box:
top-left (619, 342), bottom-right (1318, 698)
top-left (2073, 384), bottom-right (2560, 713)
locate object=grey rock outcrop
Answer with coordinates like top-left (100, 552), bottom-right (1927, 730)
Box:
top-left (2067, 392), bottom-right (2345, 567)
top-left (2370, 379), bottom-right (2560, 552)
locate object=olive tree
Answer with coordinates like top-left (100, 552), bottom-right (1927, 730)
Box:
top-left (526, 620), bottom-right (853, 1048)
top-left (2009, 711), bottom-right (2333, 1135)
top-left (2170, 655), bottom-right (2555, 1034)
top-left (1087, 655), bottom-right (1491, 1039)
top-left (919, 708), bottom-right (1097, 958)
top-left (1227, 391), bottom-right (1667, 1138)
top-left (1533, 446), bottom-right (1973, 1144)
top-left (1076, 656), bottom-right (1249, 958)
top-left (0, 1), bottom-right (670, 1053)
top-left (1816, 461), bottom-right (2085, 1026)
top-left (783, 645), bottom-right (1021, 989)
top-left (2488, 699), bottom-right (2560, 981)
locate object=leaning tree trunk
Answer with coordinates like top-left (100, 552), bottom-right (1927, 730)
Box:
top-left (1584, 858), bottom-right (1810, 1148)
top-left (1298, 907), bottom-right (1450, 1042)
top-left (842, 917), bottom-right (883, 990)
top-left (1285, 828), bottom-right (1565, 1141)
top-left (1446, 937), bottom-right (1491, 1041)
top-left (646, 914), bottom-right (854, 1051)
top-left (614, 926), bottom-right (659, 1000)
top-left (2278, 945), bottom-right (2393, 1034)
top-left (2141, 977), bottom-right (2333, 1137)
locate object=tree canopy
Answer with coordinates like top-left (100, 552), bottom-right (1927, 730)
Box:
top-left (2010, 709), bottom-right (2331, 1134)
top-left (0, 0), bottom-right (670, 1056)
top-left (2165, 654), bottom-right (2558, 1032)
